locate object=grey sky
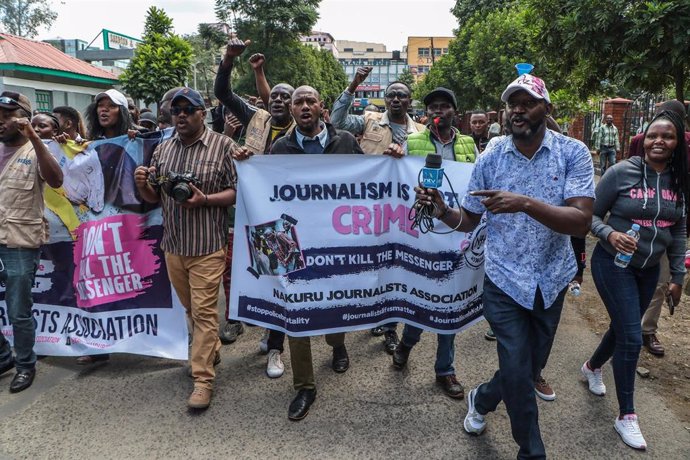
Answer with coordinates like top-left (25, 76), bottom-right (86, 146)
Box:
top-left (36, 0), bottom-right (458, 51)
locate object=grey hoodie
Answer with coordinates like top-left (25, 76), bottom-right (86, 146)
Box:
top-left (591, 156), bottom-right (686, 284)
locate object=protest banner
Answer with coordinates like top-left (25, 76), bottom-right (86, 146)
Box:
top-left (0, 133), bottom-right (188, 359)
top-left (230, 154), bottom-right (486, 336)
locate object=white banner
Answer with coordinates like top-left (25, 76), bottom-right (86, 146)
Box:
top-left (0, 136), bottom-right (188, 359)
top-left (230, 154), bottom-right (486, 336)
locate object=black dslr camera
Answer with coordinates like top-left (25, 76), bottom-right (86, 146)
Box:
top-left (149, 171), bottom-right (201, 203)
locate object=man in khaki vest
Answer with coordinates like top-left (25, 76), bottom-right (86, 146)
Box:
top-left (214, 37), bottom-right (295, 155)
top-left (331, 66), bottom-right (425, 155)
top-left (330, 67), bottom-right (425, 353)
top-left (0, 91), bottom-right (63, 393)
top-left (213, 37), bottom-right (297, 379)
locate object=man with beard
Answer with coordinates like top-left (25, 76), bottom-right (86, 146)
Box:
top-left (0, 91), bottom-right (63, 393)
top-left (330, 68), bottom-right (424, 352)
top-left (414, 74), bottom-right (594, 458)
top-left (234, 85), bottom-right (362, 420)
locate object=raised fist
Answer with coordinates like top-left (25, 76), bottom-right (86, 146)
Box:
top-left (248, 53), bottom-right (265, 70)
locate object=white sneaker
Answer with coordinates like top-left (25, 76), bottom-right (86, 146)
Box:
top-left (463, 387), bottom-right (486, 435)
top-left (266, 349), bottom-right (284, 378)
top-left (259, 329), bottom-right (269, 354)
top-left (614, 414), bottom-right (647, 450)
top-left (581, 361), bottom-right (606, 396)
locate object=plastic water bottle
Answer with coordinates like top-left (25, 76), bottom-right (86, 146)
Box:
top-left (614, 224), bottom-right (641, 268)
top-left (568, 281), bottom-right (581, 297)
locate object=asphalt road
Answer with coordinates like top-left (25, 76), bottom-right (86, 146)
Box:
top-left (0, 295), bottom-right (688, 460)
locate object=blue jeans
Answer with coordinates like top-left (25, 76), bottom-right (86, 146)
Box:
top-left (474, 276), bottom-right (565, 460)
top-left (588, 244), bottom-right (659, 416)
top-left (599, 146), bottom-right (616, 174)
top-left (0, 245), bottom-right (40, 372)
top-left (400, 324), bottom-right (455, 376)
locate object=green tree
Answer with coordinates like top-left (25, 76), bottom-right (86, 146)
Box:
top-left (451, 0), bottom-right (515, 25)
top-left (0, 0), bottom-right (58, 38)
top-left (120, 7), bottom-right (193, 105)
top-left (214, 0), bottom-right (321, 95)
top-left (529, 0), bottom-right (690, 101)
top-left (309, 47), bottom-right (348, 106)
top-left (184, 24), bottom-right (228, 101)
top-left (398, 67), bottom-right (415, 89)
top-left (417, 5), bottom-right (541, 112)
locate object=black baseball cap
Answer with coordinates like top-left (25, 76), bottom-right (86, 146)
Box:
top-left (423, 87), bottom-right (457, 110)
top-left (171, 87), bottom-right (205, 108)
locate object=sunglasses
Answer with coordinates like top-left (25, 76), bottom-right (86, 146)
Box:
top-left (385, 91), bottom-right (410, 100)
top-left (171, 106), bottom-right (203, 116)
top-left (0, 96), bottom-right (19, 106)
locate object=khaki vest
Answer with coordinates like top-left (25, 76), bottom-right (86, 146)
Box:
top-left (359, 112), bottom-right (426, 154)
top-left (0, 141), bottom-right (48, 248)
top-left (244, 109), bottom-right (295, 154)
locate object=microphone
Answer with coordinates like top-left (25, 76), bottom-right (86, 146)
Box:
top-left (420, 153), bottom-right (443, 189)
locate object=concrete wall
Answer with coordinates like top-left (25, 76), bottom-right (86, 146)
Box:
top-left (0, 76), bottom-right (110, 114)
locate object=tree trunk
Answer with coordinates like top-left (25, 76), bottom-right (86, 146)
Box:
top-left (674, 66), bottom-right (685, 103)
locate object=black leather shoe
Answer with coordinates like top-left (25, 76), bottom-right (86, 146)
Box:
top-left (9, 368), bottom-right (35, 393)
top-left (436, 374), bottom-right (465, 399)
top-left (383, 331), bottom-right (399, 355)
top-left (0, 359), bottom-right (14, 377)
top-left (288, 389), bottom-right (317, 421)
top-left (393, 343), bottom-right (412, 369)
top-left (331, 345), bottom-right (349, 373)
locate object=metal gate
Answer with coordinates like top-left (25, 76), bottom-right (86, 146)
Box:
top-left (621, 93), bottom-right (669, 156)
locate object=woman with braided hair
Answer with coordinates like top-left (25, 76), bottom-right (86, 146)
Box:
top-left (583, 110), bottom-right (688, 450)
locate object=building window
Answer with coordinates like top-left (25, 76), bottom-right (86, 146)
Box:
top-left (418, 47), bottom-right (430, 56)
top-left (344, 47), bottom-right (353, 52)
top-left (366, 48), bottom-right (374, 52)
top-left (35, 90), bottom-right (53, 111)
top-left (442, 48), bottom-right (449, 54)
top-left (418, 66), bottom-right (430, 74)
top-left (433, 48), bottom-right (442, 56)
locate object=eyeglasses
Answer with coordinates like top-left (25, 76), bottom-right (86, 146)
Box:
top-left (171, 106), bottom-right (203, 115)
top-left (385, 91), bottom-right (410, 100)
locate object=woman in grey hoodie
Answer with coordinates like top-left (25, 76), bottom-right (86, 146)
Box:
top-left (581, 110), bottom-right (688, 451)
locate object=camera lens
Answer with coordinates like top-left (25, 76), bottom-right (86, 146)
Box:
top-left (171, 183), bottom-right (192, 202)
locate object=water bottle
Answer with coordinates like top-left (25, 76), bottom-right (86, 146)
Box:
top-left (614, 223), bottom-right (640, 268)
top-left (568, 281), bottom-right (581, 297)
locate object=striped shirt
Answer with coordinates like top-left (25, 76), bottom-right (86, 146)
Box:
top-left (151, 127), bottom-right (237, 257)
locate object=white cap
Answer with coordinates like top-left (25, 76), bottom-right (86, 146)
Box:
top-left (500, 74), bottom-right (551, 104)
top-left (95, 89), bottom-right (128, 107)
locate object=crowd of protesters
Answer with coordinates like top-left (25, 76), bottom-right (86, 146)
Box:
top-left (0, 33), bottom-right (688, 459)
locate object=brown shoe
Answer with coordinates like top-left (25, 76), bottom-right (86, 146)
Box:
top-left (187, 386), bottom-right (212, 409)
top-left (436, 374), bottom-right (464, 399)
top-left (642, 334), bottom-right (665, 356)
top-left (534, 375), bottom-right (556, 401)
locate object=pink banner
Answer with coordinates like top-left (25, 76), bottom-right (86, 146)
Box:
top-left (73, 214), bottom-right (160, 308)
